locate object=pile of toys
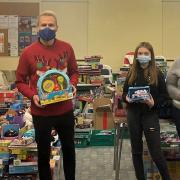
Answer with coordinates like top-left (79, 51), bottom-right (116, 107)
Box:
top-left (143, 130), bottom-right (180, 180)
top-left (78, 55), bottom-right (104, 85)
top-left (0, 88), bottom-right (61, 178)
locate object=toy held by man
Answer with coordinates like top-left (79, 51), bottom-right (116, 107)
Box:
top-left (37, 69), bottom-right (73, 105)
top-left (128, 86), bottom-right (150, 102)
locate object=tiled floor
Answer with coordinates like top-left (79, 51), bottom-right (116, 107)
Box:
top-left (59, 121), bottom-right (176, 180)
top-left (60, 139), bottom-right (136, 180)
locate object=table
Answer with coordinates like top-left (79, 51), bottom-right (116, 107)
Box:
top-left (113, 116), bottom-right (127, 180)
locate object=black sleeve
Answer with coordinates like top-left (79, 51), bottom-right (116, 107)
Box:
top-left (122, 76), bottom-right (129, 103)
top-left (156, 71), bottom-right (171, 106)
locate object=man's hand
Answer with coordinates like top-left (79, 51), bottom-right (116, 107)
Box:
top-left (71, 85), bottom-right (77, 97)
top-left (33, 95), bottom-right (44, 108)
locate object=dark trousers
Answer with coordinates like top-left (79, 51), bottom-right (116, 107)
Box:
top-left (32, 110), bottom-right (75, 180)
top-left (172, 106), bottom-right (180, 137)
top-left (127, 106), bottom-right (171, 180)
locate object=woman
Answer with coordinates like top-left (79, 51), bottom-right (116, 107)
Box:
top-left (166, 59), bottom-right (180, 137)
top-left (122, 42), bottom-right (171, 180)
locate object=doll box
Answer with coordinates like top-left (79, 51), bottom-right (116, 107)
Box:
top-left (37, 69), bottom-right (73, 105)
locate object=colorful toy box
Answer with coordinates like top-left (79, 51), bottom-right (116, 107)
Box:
top-left (128, 86), bottom-right (150, 102)
top-left (0, 90), bottom-right (16, 103)
top-left (9, 162), bottom-right (38, 174)
top-left (37, 69), bottom-right (73, 105)
top-left (1, 124), bottom-right (20, 139)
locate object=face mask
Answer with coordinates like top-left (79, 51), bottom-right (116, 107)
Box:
top-left (136, 55), bottom-right (151, 64)
top-left (39, 27), bottom-right (56, 41)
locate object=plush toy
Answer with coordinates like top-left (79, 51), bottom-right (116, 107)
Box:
top-left (23, 108), bottom-right (33, 129)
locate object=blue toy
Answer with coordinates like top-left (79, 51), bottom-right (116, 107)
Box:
top-left (37, 69), bottom-right (73, 105)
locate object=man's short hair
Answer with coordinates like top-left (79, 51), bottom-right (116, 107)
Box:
top-left (37, 10), bottom-right (57, 26)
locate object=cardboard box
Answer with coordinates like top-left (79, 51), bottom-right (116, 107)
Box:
top-left (93, 97), bottom-right (114, 129)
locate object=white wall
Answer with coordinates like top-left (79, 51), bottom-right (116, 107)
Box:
top-left (41, 0), bottom-right (88, 59)
top-left (0, 0), bottom-right (180, 71)
top-left (88, 0), bottom-right (162, 71)
top-left (162, 1), bottom-right (180, 60)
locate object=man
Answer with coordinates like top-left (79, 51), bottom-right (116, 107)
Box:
top-left (166, 59), bottom-right (180, 137)
top-left (16, 10), bottom-right (79, 180)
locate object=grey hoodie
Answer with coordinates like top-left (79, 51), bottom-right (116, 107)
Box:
top-left (166, 59), bottom-right (180, 109)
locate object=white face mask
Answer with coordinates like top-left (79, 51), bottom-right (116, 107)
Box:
top-left (136, 55), bottom-right (151, 64)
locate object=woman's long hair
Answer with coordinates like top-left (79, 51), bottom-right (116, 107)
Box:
top-left (127, 42), bottom-right (158, 86)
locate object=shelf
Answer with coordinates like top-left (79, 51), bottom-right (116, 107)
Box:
top-left (77, 84), bottom-right (101, 91)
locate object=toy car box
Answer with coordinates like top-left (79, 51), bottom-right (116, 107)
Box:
top-left (128, 86), bottom-right (150, 102)
top-left (37, 69), bottom-right (73, 105)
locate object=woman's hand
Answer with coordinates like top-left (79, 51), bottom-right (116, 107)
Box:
top-left (126, 95), bottom-right (132, 103)
top-left (143, 94), bottom-right (154, 108)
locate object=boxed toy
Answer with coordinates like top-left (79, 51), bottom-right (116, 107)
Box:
top-left (0, 91), bottom-right (16, 98)
top-left (1, 124), bottom-right (19, 139)
top-left (0, 90), bottom-right (16, 103)
top-left (8, 142), bottom-right (37, 161)
top-left (10, 137), bottom-right (34, 146)
top-left (37, 69), bottom-right (73, 105)
top-left (0, 139), bottom-right (12, 147)
top-left (128, 86), bottom-right (150, 102)
top-left (9, 162), bottom-right (38, 174)
top-left (2, 174), bottom-right (37, 180)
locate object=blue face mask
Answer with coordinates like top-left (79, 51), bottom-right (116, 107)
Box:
top-left (39, 27), bottom-right (56, 41)
top-left (136, 55), bottom-right (151, 64)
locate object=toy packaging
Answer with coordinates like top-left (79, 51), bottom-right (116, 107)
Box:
top-left (128, 86), bottom-right (150, 102)
top-left (9, 162), bottom-right (38, 174)
top-left (1, 124), bottom-right (20, 139)
top-left (10, 137), bottom-right (34, 146)
top-left (37, 69), bottom-right (73, 105)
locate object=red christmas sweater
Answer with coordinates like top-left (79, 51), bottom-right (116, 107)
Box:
top-left (16, 39), bottom-right (79, 116)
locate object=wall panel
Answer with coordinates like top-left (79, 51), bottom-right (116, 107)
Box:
top-left (41, 1), bottom-right (88, 59)
top-left (162, 2), bottom-right (180, 60)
